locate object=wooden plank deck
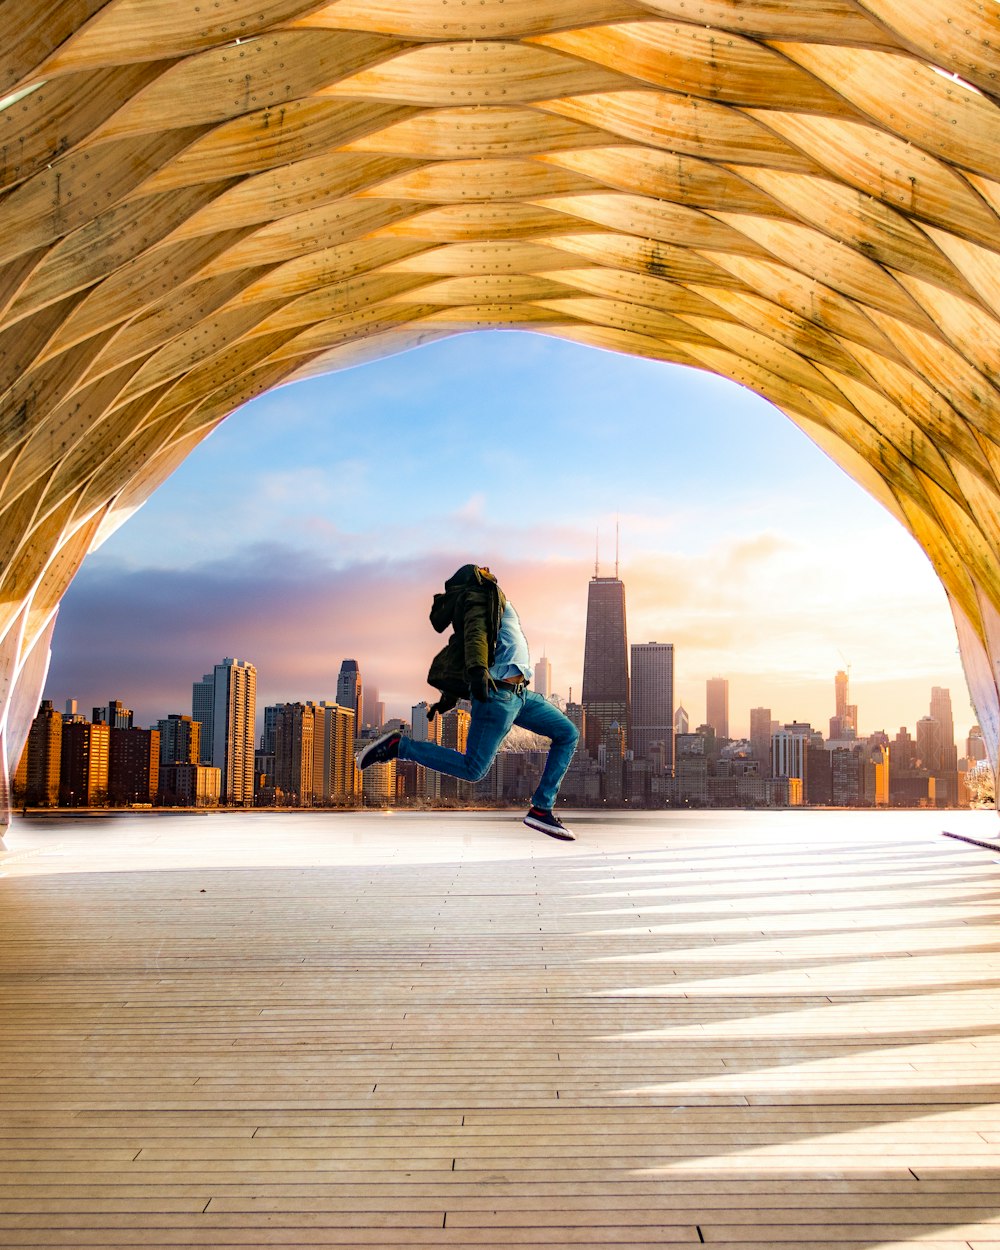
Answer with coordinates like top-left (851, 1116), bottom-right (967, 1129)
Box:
top-left (1, 807), bottom-right (999, 1248)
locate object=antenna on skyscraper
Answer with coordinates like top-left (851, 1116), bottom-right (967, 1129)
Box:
top-left (594, 528), bottom-right (600, 578)
top-left (615, 515), bottom-right (620, 579)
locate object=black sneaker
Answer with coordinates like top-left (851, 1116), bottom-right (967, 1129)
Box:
top-left (356, 731), bottom-right (401, 770)
top-left (523, 807), bottom-right (575, 841)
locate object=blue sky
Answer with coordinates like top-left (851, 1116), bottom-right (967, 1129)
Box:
top-left (46, 331), bottom-right (973, 741)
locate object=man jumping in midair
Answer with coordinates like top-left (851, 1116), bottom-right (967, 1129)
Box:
top-left (356, 564), bottom-right (579, 839)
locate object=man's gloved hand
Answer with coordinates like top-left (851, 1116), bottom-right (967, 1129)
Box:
top-left (469, 667), bottom-right (492, 702)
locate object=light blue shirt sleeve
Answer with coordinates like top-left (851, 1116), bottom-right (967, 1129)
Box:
top-left (489, 602), bottom-right (533, 683)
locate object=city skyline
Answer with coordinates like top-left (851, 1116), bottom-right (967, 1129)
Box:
top-left (41, 333), bottom-right (974, 738)
top-left (44, 556), bottom-right (975, 746)
top-left (43, 559), bottom-right (975, 745)
top-left (22, 655), bottom-right (978, 812)
top-left (43, 644), bottom-right (970, 761)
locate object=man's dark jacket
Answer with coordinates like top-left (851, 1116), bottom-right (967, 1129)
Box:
top-left (425, 565), bottom-right (506, 719)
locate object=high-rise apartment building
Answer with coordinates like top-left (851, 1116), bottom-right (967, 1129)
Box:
top-left (772, 723), bottom-right (812, 789)
top-left (534, 656), bottom-right (552, 700)
top-left (108, 728), bottom-right (160, 805)
top-left (916, 715), bottom-right (942, 771)
top-left (16, 700), bottom-right (62, 806)
top-left (272, 702), bottom-right (314, 806)
top-left (211, 658), bottom-right (257, 806)
top-left (60, 720), bottom-right (110, 806)
top-left (337, 660), bottom-right (362, 729)
top-left (581, 574), bottom-right (629, 758)
top-left (192, 672), bottom-right (215, 763)
top-left (806, 743), bottom-right (833, 805)
top-left (893, 726), bottom-right (917, 769)
top-left (261, 705), bottom-right (280, 754)
top-left (930, 687), bottom-right (957, 767)
top-left (439, 707), bottom-right (472, 801)
top-left (705, 678), bottom-right (729, 741)
top-left (750, 707), bottom-right (772, 774)
top-left (410, 702), bottom-right (440, 744)
top-left (157, 714), bottom-right (200, 765)
top-left (307, 702), bottom-right (328, 804)
top-left (309, 701), bottom-right (357, 803)
top-left (916, 689), bottom-right (959, 805)
top-left (360, 684), bottom-right (384, 731)
top-left (630, 642), bottom-right (674, 768)
top-left (830, 746), bottom-right (862, 806)
top-left (440, 706), bottom-right (471, 752)
top-left (563, 700), bottom-right (585, 738)
top-left (408, 701), bottom-right (440, 799)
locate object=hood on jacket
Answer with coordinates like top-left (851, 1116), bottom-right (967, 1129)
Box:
top-left (429, 565), bottom-right (499, 633)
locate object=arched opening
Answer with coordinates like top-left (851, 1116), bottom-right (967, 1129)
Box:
top-left (41, 331), bottom-right (972, 746)
top-left (2, 2), bottom-right (999, 828)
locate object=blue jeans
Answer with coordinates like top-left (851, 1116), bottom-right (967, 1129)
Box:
top-left (398, 688), bottom-right (579, 810)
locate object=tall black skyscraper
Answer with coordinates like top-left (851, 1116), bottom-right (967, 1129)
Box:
top-left (581, 574), bottom-right (630, 759)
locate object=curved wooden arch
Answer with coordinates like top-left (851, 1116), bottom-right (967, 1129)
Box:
top-left (1, 1), bottom-right (999, 826)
